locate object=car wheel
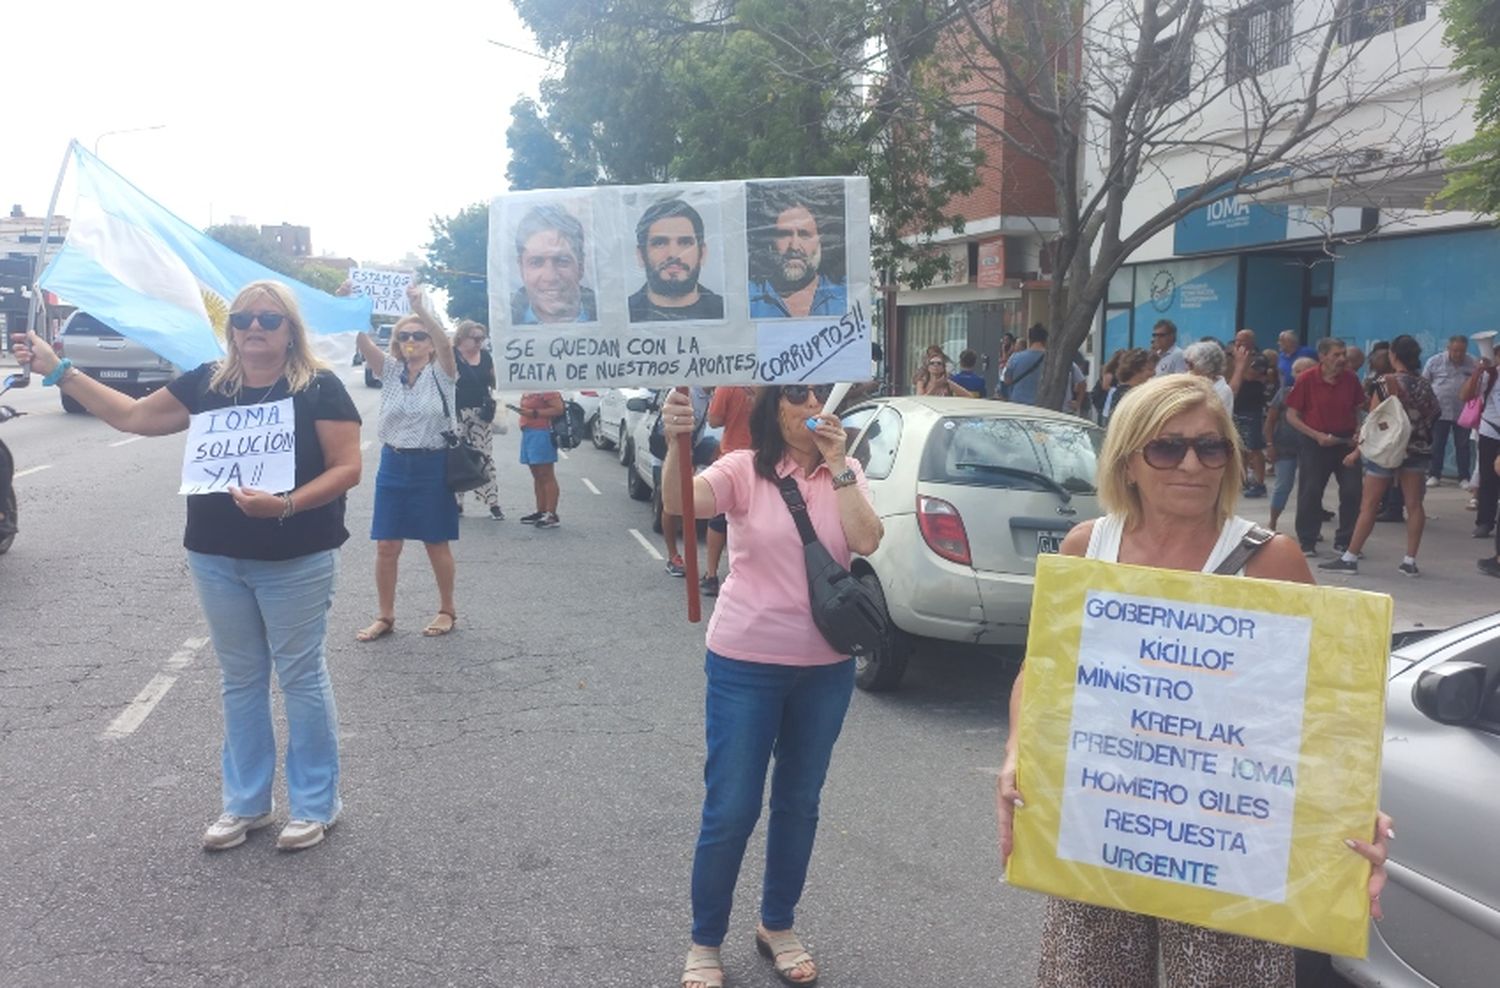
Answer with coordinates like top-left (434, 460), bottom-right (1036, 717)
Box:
top-left (855, 572), bottom-right (912, 692)
top-left (589, 413), bottom-right (613, 450)
top-left (617, 424), bottom-right (632, 466)
top-left (627, 455), bottom-right (652, 502)
top-left (60, 392), bottom-right (88, 415)
top-left (0, 487), bottom-right (15, 555)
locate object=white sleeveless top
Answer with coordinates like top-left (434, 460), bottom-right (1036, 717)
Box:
top-left (1085, 513), bottom-right (1257, 575)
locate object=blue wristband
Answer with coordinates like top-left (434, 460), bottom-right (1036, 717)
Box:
top-left (42, 358), bottom-right (73, 387)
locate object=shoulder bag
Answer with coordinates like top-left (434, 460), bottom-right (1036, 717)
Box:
top-left (1458, 368), bottom-right (1495, 431)
top-left (434, 369), bottom-right (488, 492)
top-left (1359, 376), bottom-right (1412, 470)
top-left (776, 475), bottom-right (887, 656)
top-left (1212, 523), bottom-right (1276, 575)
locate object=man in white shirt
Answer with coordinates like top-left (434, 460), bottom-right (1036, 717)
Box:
top-left (1151, 319), bottom-right (1188, 376)
top-left (1422, 334), bottom-right (1480, 488)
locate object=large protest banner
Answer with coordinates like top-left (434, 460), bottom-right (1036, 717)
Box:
top-left (1007, 555), bottom-right (1390, 958)
top-left (348, 267), bottom-right (414, 318)
top-left (486, 178), bottom-right (873, 387)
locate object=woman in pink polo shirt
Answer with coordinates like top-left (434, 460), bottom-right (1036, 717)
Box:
top-left (661, 384), bottom-right (883, 988)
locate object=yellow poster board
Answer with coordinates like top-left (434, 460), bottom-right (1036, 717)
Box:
top-left (1006, 554), bottom-right (1390, 958)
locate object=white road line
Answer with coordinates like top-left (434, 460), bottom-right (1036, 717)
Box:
top-left (582, 478), bottom-right (601, 495)
top-left (109, 436), bottom-right (145, 448)
top-left (13, 465), bottom-right (52, 479)
top-left (100, 637), bottom-right (210, 741)
top-left (559, 450), bottom-right (570, 460)
top-left (100, 674), bottom-right (179, 741)
top-left (629, 528), bottom-right (664, 560)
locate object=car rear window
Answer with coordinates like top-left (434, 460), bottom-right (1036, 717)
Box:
top-left (61, 313), bottom-right (119, 336)
top-left (919, 416), bottom-right (1102, 494)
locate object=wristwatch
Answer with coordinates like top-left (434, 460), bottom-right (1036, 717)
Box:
top-left (831, 467), bottom-right (857, 490)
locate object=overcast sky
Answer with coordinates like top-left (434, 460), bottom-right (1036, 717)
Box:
top-left (7, 1), bottom-right (545, 265)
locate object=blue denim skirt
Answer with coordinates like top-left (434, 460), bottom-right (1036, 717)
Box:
top-left (371, 446), bottom-right (459, 543)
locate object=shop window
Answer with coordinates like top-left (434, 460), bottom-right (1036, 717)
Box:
top-left (1342, 0), bottom-right (1425, 43)
top-left (1144, 36), bottom-right (1192, 110)
top-left (1226, 0), bottom-right (1293, 85)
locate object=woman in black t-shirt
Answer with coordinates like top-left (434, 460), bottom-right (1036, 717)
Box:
top-left (12, 281), bottom-right (361, 854)
top-left (453, 321), bottom-right (501, 519)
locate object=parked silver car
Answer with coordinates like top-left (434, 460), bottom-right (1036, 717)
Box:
top-left (53, 311), bottom-right (179, 413)
top-left (839, 396), bottom-right (1104, 690)
top-left (1327, 614), bottom-right (1500, 988)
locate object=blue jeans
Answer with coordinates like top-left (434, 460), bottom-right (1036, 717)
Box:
top-left (1270, 454), bottom-right (1298, 513)
top-left (188, 550), bottom-right (342, 823)
top-left (691, 650), bottom-right (854, 947)
top-left (1429, 419), bottom-right (1471, 479)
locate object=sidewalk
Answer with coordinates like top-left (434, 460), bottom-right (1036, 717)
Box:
top-left (1280, 481), bottom-right (1496, 632)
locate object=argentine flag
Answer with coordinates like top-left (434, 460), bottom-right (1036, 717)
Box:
top-left (37, 141), bottom-right (373, 370)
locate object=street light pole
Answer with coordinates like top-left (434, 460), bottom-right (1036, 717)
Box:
top-left (92, 124), bottom-right (166, 156)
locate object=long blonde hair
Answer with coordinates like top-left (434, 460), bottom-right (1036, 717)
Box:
top-left (1097, 374), bottom-right (1243, 530)
top-left (210, 280), bottom-right (328, 396)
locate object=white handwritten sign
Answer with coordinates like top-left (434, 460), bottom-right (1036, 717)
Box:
top-left (348, 267), bottom-right (414, 317)
top-left (754, 305), bottom-right (871, 384)
top-left (1056, 590), bottom-right (1312, 902)
top-left (179, 398), bottom-right (297, 495)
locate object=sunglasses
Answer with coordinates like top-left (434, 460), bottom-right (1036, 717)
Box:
top-left (781, 384), bottom-right (834, 405)
top-left (1140, 437), bottom-right (1233, 470)
top-left (229, 311), bottom-right (286, 332)
top-left (396, 331), bottom-right (431, 343)
top-left (927, 360), bottom-right (946, 368)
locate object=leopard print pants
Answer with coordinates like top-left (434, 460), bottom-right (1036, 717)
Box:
top-left (1037, 898), bottom-right (1295, 988)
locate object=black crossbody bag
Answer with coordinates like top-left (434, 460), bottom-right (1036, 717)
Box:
top-left (775, 475), bottom-right (888, 656)
top-left (1212, 523), bottom-right (1276, 575)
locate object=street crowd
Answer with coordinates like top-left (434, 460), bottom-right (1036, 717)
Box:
top-left (9, 270), bottom-right (1398, 987)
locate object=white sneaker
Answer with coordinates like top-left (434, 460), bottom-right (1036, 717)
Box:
top-left (1426, 476), bottom-right (1440, 488)
top-left (276, 818), bottom-right (333, 851)
top-left (202, 810), bottom-right (276, 850)
top-left (1460, 479), bottom-right (1476, 492)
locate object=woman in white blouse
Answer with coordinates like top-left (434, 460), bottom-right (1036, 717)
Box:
top-left (353, 284), bottom-right (461, 640)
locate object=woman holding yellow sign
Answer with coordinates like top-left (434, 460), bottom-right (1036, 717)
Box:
top-left (996, 374), bottom-right (1393, 986)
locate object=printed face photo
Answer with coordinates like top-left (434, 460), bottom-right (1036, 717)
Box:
top-left (509, 201), bottom-right (598, 325)
top-left (746, 180), bottom-right (847, 321)
top-left (627, 194), bottom-right (725, 323)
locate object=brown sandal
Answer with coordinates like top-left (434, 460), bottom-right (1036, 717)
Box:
top-left (681, 944), bottom-right (723, 988)
top-left (355, 617), bottom-right (395, 642)
top-left (756, 926), bottom-right (818, 986)
top-left (422, 610), bottom-right (457, 636)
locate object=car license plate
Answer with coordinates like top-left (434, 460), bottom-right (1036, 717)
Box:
top-left (97, 369), bottom-right (130, 380)
top-left (1036, 531), bottom-right (1065, 554)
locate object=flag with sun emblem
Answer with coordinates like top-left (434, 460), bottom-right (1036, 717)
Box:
top-left (38, 141), bottom-right (372, 369)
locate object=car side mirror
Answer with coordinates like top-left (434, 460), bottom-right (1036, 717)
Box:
top-left (626, 397), bottom-right (649, 413)
top-left (1412, 660), bottom-right (1488, 726)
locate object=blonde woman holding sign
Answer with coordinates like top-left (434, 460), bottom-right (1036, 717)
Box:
top-left (996, 374), bottom-right (1393, 986)
top-left (12, 281), bottom-right (362, 852)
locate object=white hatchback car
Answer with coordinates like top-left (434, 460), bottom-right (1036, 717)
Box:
top-left (839, 396), bottom-right (1104, 691)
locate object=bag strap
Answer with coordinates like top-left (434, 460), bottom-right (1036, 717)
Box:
top-left (431, 365), bottom-right (459, 435)
top-left (1007, 352), bottom-right (1042, 388)
top-left (776, 475), bottom-right (820, 547)
top-left (1213, 523), bottom-right (1276, 576)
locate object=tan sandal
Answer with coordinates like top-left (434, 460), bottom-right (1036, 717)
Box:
top-left (422, 610), bottom-right (457, 636)
top-left (355, 617), bottom-right (394, 642)
top-left (756, 926), bottom-right (817, 986)
top-left (681, 944), bottom-right (723, 988)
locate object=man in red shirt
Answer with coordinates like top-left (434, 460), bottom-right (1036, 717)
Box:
top-left (701, 385), bottom-right (757, 595)
top-left (1285, 337), bottom-right (1366, 555)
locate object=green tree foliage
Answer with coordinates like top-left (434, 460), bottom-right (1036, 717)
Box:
top-left (421, 204), bottom-right (490, 324)
top-left (1441, 0), bottom-right (1500, 214)
top-left (293, 264), bottom-right (347, 294)
top-left (500, 0), bottom-right (983, 288)
top-left (205, 224), bottom-right (300, 276)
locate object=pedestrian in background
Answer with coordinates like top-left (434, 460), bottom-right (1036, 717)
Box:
top-left (1184, 340), bottom-right (1234, 416)
top-left (453, 320), bottom-right (503, 520)
top-left (997, 373), bottom-right (1392, 986)
top-left (1100, 348), bottom-right (1152, 430)
top-left (1285, 338), bottom-right (1365, 556)
top-left (1229, 333), bottom-right (1271, 498)
top-left (16, 280), bottom-right (362, 851)
top-left (951, 348), bottom-right (987, 397)
top-left (516, 390), bottom-right (565, 528)
top-left (915, 352), bottom-right (976, 397)
top-left (702, 384), bottom-right (756, 596)
top-left (1422, 335), bottom-right (1479, 489)
top-left (1320, 335), bottom-right (1439, 577)
top-left (356, 283), bottom-right (461, 640)
top-left (1265, 356), bottom-right (1317, 531)
top-left (1462, 356), bottom-right (1500, 543)
top-left (662, 383), bottom-right (882, 988)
